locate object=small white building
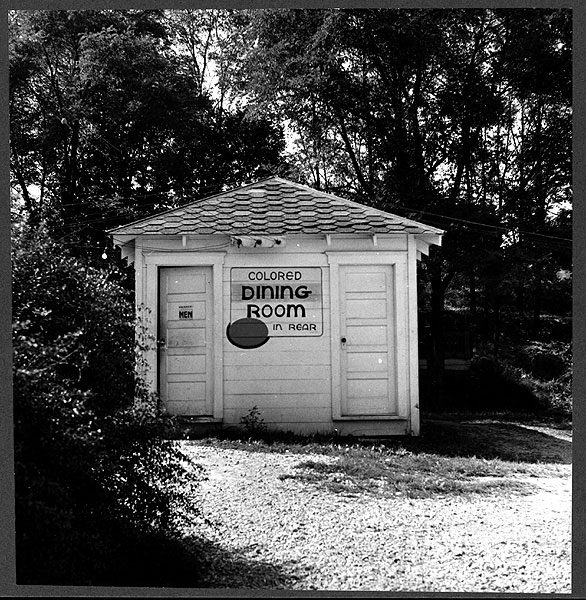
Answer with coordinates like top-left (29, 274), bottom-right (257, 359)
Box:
top-left (109, 177), bottom-right (443, 436)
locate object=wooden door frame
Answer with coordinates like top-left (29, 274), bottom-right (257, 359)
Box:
top-left (338, 263), bottom-right (397, 417)
top-left (158, 265), bottom-right (214, 416)
top-left (327, 251), bottom-right (411, 422)
top-left (144, 252), bottom-right (225, 420)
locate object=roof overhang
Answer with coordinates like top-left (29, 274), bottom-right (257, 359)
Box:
top-left (111, 234), bottom-right (136, 264)
top-left (415, 231), bottom-right (443, 260)
top-left (110, 229), bottom-right (443, 265)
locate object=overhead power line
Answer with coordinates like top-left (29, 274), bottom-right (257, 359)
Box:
top-left (17, 186), bottom-right (572, 248)
top-left (393, 205), bottom-right (572, 243)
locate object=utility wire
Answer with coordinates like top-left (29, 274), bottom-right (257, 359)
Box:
top-left (51, 201), bottom-right (573, 243)
top-left (30, 191), bottom-right (572, 250)
top-left (393, 205), bottom-right (572, 243)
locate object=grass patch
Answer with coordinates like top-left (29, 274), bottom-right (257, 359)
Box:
top-left (187, 414), bottom-right (570, 500)
top-left (278, 449), bottom-right (546, 499)
top-left (188, 412), bottom-right (571, 465)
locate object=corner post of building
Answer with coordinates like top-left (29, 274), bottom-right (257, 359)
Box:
top-left (327, 256), bottom-right (342, 420)
top-left (133, 236), bottom-right (149, 386)
top-left (407, 234), bottom-right (421, 436)
top-left (144, 256), bottom-right (158, 397)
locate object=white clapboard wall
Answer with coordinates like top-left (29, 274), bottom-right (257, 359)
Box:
top-left (134, 234), bottom-right (420, 436)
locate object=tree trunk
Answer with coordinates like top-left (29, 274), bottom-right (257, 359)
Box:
top-left (469, 268), bottom-right (477, 316)
top-left (532, 260), bottom-right (543, 336)
top-left (61, 120), bottom-right (80, 227)
top-left (426, 255), bottom-right (455, 409)
top-left (332, 104), bottom-right (373, 199)
top-left (429, 276), bottom-right (446, 409)
top-left (493, 294), bottom-right (501, 359)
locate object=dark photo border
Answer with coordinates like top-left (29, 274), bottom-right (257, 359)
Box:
top-left (1, 1), bottom-right (583, 597)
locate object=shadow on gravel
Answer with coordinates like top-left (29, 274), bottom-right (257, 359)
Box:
top-left (191, 418), bottom-right (571, 466)
top-left (184, 535), bottom-right (297, 589)
top-left (409, 419), bottom-right (571, 464)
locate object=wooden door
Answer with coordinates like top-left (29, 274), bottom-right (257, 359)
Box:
top-left (339, 264), bottom-right (397, 416)
top-left (159, 266), bottom-right (213, 416)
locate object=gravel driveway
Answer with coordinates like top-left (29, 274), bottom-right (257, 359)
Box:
top-left (181, 442), bottom-right (571, 593)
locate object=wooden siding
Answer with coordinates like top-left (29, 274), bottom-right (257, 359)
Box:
top-left (222, 252), bottom-right (332, 427)
top-left (134, 232), bottom-right (421, 435)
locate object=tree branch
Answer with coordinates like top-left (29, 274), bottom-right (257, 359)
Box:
top-left (332, 103), bottom-right (373, 199)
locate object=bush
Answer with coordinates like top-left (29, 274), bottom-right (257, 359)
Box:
top-left (240, 405), bottom-right (267, 435)
top-left (467, 355), bottom-right (542, 413)
top-left (12, 223), bottom-right (204, 585)
top-left (468, 345), bottom-right (572, 418)
top-left (519, 341), bottom-right (570, 381)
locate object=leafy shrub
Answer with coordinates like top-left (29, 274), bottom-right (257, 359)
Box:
top-left (468, 344), bottom-right (572, 418)
top-left (12, 223), bottom-right (204, 585)
top-left (240, 405), bottom-right (267, 435)
top-left (519, 341), bottom-right (571, 381)
top-left (468, 355), bottom-right (541, 413)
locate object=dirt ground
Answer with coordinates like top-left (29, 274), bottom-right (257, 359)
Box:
top-left (180, 417), bottom-right (572, 592)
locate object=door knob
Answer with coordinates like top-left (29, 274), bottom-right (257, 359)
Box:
top-left (341, 337), bottom-right (347, 344)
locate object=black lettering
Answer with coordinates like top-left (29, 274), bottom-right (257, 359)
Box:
top-left (295, 285), bottom-right (311, 299)
top-left (279, 285), bottom-right (294, 300)
top-left (287, 304), bottom-right (306, 318)
top-left (260, 285), bottom-right (275, 300)
top-left (242, 285), bottom-right (255, 300)
top-left (247, 304), bottom-right (260, 317)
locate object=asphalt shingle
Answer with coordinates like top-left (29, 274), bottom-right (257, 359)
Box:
top-left (109, 177), bottom-right (444, 237)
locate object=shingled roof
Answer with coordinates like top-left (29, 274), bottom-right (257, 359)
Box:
top-left (108, 177), bottom-right (444, 237)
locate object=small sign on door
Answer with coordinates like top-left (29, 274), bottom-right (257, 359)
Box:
top-left (178, 305), bottom-right (194, 320)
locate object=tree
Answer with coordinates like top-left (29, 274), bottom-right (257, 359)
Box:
top-left (494, 9), bottom-right (572, 334)
top-left (225, 8), bottom-right (571, 401)
top-left (12, 213), bottom-right (204, 584)
top-left (10, 9), bottom-right (285, 254)
top-left (9, 9), bottom-right (287, 582)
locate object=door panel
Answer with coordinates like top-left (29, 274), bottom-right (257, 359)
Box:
top-left (167, 355), bottom-right (206, 374)
top-left (159, 266), bottom-right (213, 416)
top-left (345, 271), bottom-right (387, 292)
top-left (347, 352), bottom-right (388, 373)
top-left (168, 381), bottom-right (207, 401)
top-left (340, 264), bottom-right (397, 416)
top-left (167, 301), bottom-right (206, 320)
top-left (346, 298), bottom-right (387, 319)
top-left (346, 324), bottom-right (388, 346)
top-left (168, 272), bottom-right (207, 294)
top-left (167, 327), bottom-right (206, 348)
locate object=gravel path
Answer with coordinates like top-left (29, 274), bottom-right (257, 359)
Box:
top-left (181, 443), bottom-right (571, 593)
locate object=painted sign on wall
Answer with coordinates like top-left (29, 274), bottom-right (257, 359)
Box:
top-left (227, 268), bottom-right (323, 348)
